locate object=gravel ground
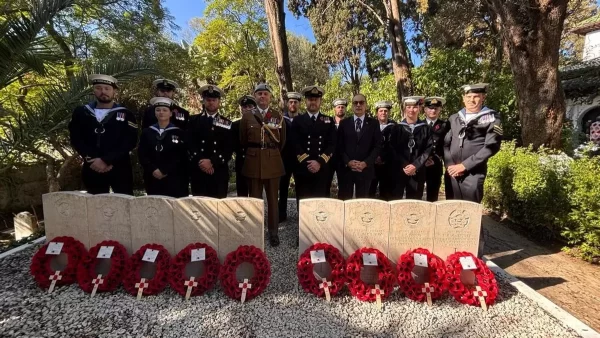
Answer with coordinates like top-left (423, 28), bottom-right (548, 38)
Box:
top-left (0, 202), bottom-right (581, 338)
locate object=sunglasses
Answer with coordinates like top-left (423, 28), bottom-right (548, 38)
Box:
top-left (353, 101), bottom-right (365, 105)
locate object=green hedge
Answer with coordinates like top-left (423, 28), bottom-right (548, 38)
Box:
top-left (483, 141), bottom-right (600, 263)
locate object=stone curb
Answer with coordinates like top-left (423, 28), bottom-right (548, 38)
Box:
top-left (485, 258), bottom-right (600, 338)
top-left (0, 236), bottom-right (46, 260)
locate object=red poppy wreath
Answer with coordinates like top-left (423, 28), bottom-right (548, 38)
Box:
top-left (297, 243), bottom-right (345, 298)
top-left (397, 248), bottom-right (446, 303)
top-left (76, 240), bottom-right (128, 294)
top-left (444, 252), bottom-right (499, 307)
top-left (169, 243), bottom-right (220, 298)
top-left (123, 243), bottom-right (171, 297)
top-left (30, 236), bottom-right (87, 290)
top-left (346, 247), bottom-right (395, 302)
top-left (219, 245), bottom-right (271, 302)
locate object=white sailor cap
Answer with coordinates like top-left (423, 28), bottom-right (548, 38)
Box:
top-left (461, 83), bottom-right (488, 94)
top-left (374, 100), bottom-right (393, 110)
top-left (90, 74), bottom-right (118, 88)
top-left (254, 83), bottom-right (272, 93)
top-left (149, 97), bottom-right (174, 107)
top-left (153, 78), bottom-right (179, 90)
top-left (286, 92), bottom-right (302, 101)
top-left (333, 98), bottom-right (348, 107)
top-left (424, 96), bottom-right (446, 107)
top-left (402, 96), bottom-right (425, 106)
top-left (199, 84), bottom-right (224, 98)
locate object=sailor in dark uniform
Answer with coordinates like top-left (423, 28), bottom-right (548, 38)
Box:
top-left (423, 97), bottom-right (451, 202)
top-left (141, 79), bottom-right (190, 130)
top-left (138, 97), bottom-right (188, 197)
top-left (326, 98), bottom-right (347, 196)
top-left (444, 83), bottom-right (503, 203)
top-left (369, 100), bottom-right (396, 201)
top-left (292, 86), bottom-right (336, 201)
top-left (279, 91), bottom-right (302, 222)
top-left (68, 74), bottom-right (138, 195)
top-left (231, 95), bottom-right (257, 197)
top-left (187, 84), bottom-right (233, 198)
top-left (388, 96), bottom-right (433, 200)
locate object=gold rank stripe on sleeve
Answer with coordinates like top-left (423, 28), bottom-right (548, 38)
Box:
top-left (493, 125), bottom-right (503, 135)
top-left (320, 154), bottom-right (330, 163)
top-left (128, 121), bottom-right (138, 129)
top-left (297, 153), bottom-right (309, 162)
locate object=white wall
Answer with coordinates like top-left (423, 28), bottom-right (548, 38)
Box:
top-left (583, 30), bottom-right (600, 61)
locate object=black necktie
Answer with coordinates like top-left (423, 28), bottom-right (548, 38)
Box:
top-left (356, 119), bottom-right (362, 133)
top-left (311, 115), bottom-right (316, 122)
top-left (429, 121), bottom-right (434, 127)
top-left (208, 115), bottom-right (214, 125)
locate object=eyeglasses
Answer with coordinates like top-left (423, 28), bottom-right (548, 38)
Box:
top-left (353, 101), bottom-right (365, 105)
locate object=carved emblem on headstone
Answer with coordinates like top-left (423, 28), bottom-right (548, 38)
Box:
top-left (361, 212), bottom-right (374, 224)
top-left (191, 209), bottom-right (201, 221)
top-left (315, 210), bottom-right (328, 223)
top-left (405, 213), bottom-right (420, 228)
top-left (56, 200), bottom-right (72, 218)
top-left (145, 207), bottom-right (158, 220)
top-left (101, 205), bottom-right (116, 220)
top-left (448, 209), bottom-right (470, 229)
top-left (234, 211), bottom-right (247, 222)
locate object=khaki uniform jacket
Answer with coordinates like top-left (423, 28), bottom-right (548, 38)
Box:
top-left (240, 108), bottom-right (286, 179)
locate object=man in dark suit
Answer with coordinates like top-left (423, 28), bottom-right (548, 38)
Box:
top-left (278, 91), bottom-right (302, 223)
top-left (336, 94), bottom-right (382, 200)
top-left (423, 97), bottom-right (450, 202)
top-left (187, 84), bottom-right (233, 198)
top-left (231, 95), bottom-right (257, 197)
top-left (292, 86), bottom-right (336, 202)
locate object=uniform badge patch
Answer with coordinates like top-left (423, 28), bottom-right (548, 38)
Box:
top-left (477, 113), bottom-right (496, 125)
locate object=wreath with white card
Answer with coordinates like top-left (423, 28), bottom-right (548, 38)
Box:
top-left (444, 252), bottom-right (499, 308)
top-left (76, 240), bottom-right (128, 295)
top-left (219, 245), bottom-right (271, 303)
top-left (297, 243), bottom-right (346, 299)
top-left (30, 236), bottom-right (87, 291)
top-left (169, 243), bottom-right (220, 299)
top-left (396, 248), bottom-right (446, 305)
top-left (123, 243), bottom-right (171, 298)
top-left (346, 247), bottom-right (395, 302)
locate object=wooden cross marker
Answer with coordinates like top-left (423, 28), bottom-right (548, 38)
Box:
top-left (371, 284), bottom-right (384, 310)
top-left (90, 274), bottom-right (104, 298)
top-left (319, 278), bottom-right (332, 302)
top-left (238, 278), bottom-right (252, 304)
top-left (135, 278), bottom-right (148, 300)
top-left (183, 277), bottom-right (198, 301)
top-left (48, 271), bottom-right (62, 294)
top-left (474, 285), bottom-right (488, 311)
top-left (421, 282), bottom-right (435, 307)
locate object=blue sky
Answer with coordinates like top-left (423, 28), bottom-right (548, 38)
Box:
top-left (164, 0), bottom-right (316, 42)
top-left (164, 0), bottom-right (422, 65)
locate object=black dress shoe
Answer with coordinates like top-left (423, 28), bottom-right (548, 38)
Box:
top-left (269, 234), bottom-right (280, 247)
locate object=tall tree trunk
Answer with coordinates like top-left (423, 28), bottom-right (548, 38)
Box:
top-left (264, 0), bottom-right (293, 109)
top-left (45, 20), bottom-right (75, 80)
top-left (486, 0), bottom-right (568, 149)
top-left (46, 159), bottom-right (60, 192)
top-left (386, 0), bottom-right (412, 100)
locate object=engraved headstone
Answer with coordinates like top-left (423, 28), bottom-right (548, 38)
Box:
top-left (42, 192), bottom-right (90, 247)
top-left (343, 199), bottom-right (390, 257)
top-left (173, 197), bottom-right (219, 253)
top-left (388, 200), bottom-right (436, 263)
top-left (87, 194), bottom-right (134, 253)
top-left (14, 211), bottom-right (38, 240)
top-left (217, 198), bottom-right (264, 263)
top-left (299, 198), bottom-right (344, 256)
top-left (432, 200), bottom-right (483, 259)
top-left (130, 196), bottom-right (175, 254)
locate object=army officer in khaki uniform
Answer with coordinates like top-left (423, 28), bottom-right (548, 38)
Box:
top-left (240, 83), bottom-right (286, 246)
